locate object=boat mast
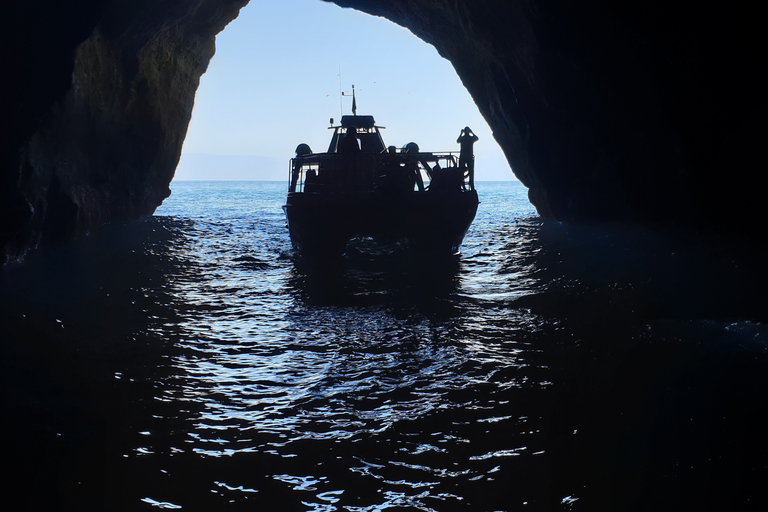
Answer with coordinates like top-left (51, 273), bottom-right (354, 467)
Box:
top-left (337, 69), bottom-right (357, 117)
top-left (338, 66), bottom-right (343, 120)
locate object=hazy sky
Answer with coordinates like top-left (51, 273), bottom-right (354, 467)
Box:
top-left (176, 0), bottom-right (516, 181)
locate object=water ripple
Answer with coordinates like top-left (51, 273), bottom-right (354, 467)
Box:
top-left (4, 182), bottom-right (768, 510)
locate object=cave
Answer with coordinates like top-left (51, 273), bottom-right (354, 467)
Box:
top-left (3, 2), bottom-right (768, 509)
top-left (1, 0), bottom-right (766, 264)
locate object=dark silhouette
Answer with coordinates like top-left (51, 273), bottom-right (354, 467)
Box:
top-left (408, 158), bottom-right (425, 192)
top-left (291, 143), bottom-right (312, 192)
top-left (457, 126), bottom-right (478, 191)
top-left (290, 161), bottom-right (300, 192)
top-left (380, 145), bottom-right (419, 194)
top-left (339, 126), bottom-right (360, 191)
top-left (428, 162), bottom-right (463, 192)
top-left (428, 162), bottom-right (444, 191)
top-left (379, 145), bottom-right (404, 194)
top-left (284, 113), bottom-right (479, 262)
top-left (401, 142), bottom-right (424, 192)
top-left (304, 168), bottom-right (318, 193)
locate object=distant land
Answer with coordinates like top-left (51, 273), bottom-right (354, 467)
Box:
top-left (174, 153), bottom-right (286, 181)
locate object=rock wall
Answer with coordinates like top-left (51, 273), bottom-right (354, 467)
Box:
top-left (1, 0), bottom-right (765, 263)
top-left (332, 1), bottom-right (765, 229)
top-left (1, 0), bottom-right (247, 264)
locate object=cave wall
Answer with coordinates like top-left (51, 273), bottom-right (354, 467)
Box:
top-left (331, 0), bottom-right (765, 228)
top-left (1, 0), bottom-right (765, 263)
top-left (1, 0), bottom-right (248, 264)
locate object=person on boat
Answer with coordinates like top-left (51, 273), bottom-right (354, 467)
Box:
top-left (339, 126), bottom-right (360, 191)
top-left (428, 161), bottom-right (462, 192)
top-left (412, 163), bottom-right (425, 192)
top-left (427, 162), bottom-right (444, 191)
top-left (405, 158), bottom-right (424, 192)
top-left (304, 168), bottom-right (318, 193)
top-left (457, 126), bottom-right (478, 191)
top-left (377, 146), bottom-right (402, 194)
top-left (290, 143), bottom-right (312, 192)
top-left (380, 146), bottom-right (416, 194)
top-left (399, 142), bottom-right (424, 192)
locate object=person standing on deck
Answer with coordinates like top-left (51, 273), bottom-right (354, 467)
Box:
top-left (339, 126), bottom-right (360, 191)
top-left (457, 126), bottom-right (478, 191)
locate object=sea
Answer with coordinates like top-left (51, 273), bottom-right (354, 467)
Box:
top-left (1, 180), bottom-right (767, 511)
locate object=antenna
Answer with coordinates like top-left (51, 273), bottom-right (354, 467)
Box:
top-left (338, 66), bottom-right (343, 119)
top-left (338, 76), bottom-right (358, 116)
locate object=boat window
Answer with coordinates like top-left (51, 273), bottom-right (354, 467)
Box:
top-left (358, 132), bottom-right (385, 154)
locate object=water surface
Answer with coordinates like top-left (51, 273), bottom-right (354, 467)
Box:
top-left (2, 181), bottom-right (767, 511)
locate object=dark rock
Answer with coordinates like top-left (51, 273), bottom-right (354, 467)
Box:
top-left (2, 0), bottom-right (766, 263)
top-left (332, 0), bottom-right (765, 232)
top-left (1, 0), bottom-right (248, 264)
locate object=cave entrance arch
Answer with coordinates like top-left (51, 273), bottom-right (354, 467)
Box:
top-left (174, 0), bottom-right (511, 183)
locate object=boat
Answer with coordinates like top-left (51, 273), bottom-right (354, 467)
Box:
top-left (283, 111), bottom-right (479, 262)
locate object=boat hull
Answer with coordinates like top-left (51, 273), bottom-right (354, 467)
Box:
top-left (283, 190), bottom-right (479, 260)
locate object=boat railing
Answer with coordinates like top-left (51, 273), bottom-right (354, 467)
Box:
top-left (288, 150), bottom-right (473, 194)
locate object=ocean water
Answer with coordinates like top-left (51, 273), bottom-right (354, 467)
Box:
top-left (1, 180), bottom-right (768, 511)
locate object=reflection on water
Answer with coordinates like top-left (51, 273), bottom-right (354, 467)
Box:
top-left (1, 182), bottom-right (768, 511)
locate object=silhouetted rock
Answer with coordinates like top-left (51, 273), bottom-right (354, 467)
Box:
top-left (336, 1), bottom-right (765, 231)
top-left (1, 0), bottom-right (765, 263)
top-left (1, 0), bottom-right (247, 263)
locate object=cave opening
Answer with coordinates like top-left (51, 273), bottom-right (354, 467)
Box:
top-left (173, 0), bottom-right (513, 184)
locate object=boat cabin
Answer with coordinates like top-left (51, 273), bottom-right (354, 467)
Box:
top-left (289, 114), bottom-right (471, 195)
top-left (326, 115), bottom-right (386, 154)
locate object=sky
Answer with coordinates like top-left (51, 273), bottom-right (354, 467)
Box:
top-left (175, 0), bottom-right (516, 181)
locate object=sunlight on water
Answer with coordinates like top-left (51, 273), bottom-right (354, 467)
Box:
top-left (2, 181), bottom-right (768, 510)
